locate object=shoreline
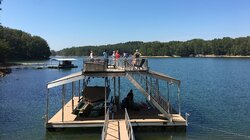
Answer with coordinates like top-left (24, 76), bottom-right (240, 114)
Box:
top-left (0, 68), bottom-right (12, 77)
top-left (141, 55), bottom-right (250, 58)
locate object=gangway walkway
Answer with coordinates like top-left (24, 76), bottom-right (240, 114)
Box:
top-left (101, 109), bottom-right (134, 140)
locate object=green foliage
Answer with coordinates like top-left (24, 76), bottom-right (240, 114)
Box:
top-left (0, 26), bottom-right (51, 63)
top-left (57, 36), bottom-right (250, 57)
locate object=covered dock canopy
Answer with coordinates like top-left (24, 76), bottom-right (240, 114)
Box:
top-left (46, 70), bottom-right (181, 89)
top-left (46, 71), bottom-right (125, 89)
top-left (47, 72), bottom-right (84, 89)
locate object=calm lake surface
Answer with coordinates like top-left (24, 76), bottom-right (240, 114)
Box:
top-left (1, 58), bottom-right (250, 140)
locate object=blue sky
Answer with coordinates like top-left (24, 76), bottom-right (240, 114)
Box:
top-left (1, 0), bottom-right (250, 50)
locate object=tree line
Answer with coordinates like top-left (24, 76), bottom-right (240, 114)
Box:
top-left (56, 36), bottom-right (250, 57)
top-left (0, 26), bottom-right (51, 63)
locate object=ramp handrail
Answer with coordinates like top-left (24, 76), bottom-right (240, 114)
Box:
top-left (128, 72), bottom-right (171, 114)
top-left (126, 61), bottom-right (173, 116)
top-left (125, 108), bottom-right (135, 140)
top-left (101, 108), bottom-right (110, 140)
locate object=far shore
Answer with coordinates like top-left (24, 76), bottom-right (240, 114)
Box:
top-left (141, 55), bottom-right (250, 58)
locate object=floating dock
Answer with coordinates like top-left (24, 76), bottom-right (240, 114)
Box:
top-left (45, 57), bottom-right (188, 139)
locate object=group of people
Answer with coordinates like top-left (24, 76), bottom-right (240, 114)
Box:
top-left (89, 49), bottom-right (142, 67)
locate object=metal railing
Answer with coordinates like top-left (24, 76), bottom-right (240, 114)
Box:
top-left (124, 56), bottom-right (177, 114)
top-left (126, 61), bottom-right (174, 115)
top-left (101, 108), bottom-right (110, 140)
top-left (129, 72), bottom-right (172, 114)
top-left (125, 108), bottom-right (135, 140)
top-left (83, 57), bottom-right (148, 71)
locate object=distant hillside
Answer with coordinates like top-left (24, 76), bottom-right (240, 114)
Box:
top-left (0, 26), bottom-right (51, 63)
top-left (57, 36), bottom-right (250, 57)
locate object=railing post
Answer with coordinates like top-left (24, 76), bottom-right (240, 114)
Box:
top-left (167, 81), bottom-right (170, 113)
top-left (169, 82), bottom-right (172, 113)
top-left (46, 88), bottom-right (49, 123)
top-left (72, 82), bottom-right (75, 111)
top-left (105, 78), bottom-right (107, 116)
top-left (78, 80), bottom-right (80, 102)
top-left (118, 77), bottom-right (120, 105)
top-left (62, 84), bottom-right (66, 122)
top-left (185, 113), bottom-right (190, 126)
top-left (178, 83), bottom-right (181, 115)
top-left (114, 77), bottom-right (116, 103)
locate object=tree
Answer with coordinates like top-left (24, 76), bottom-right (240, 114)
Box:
top-left (0, 26), bottom-right (51, 62)
top-left (55, 37), bottom-right (250, 57)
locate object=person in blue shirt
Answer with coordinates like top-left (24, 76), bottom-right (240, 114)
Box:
top-left (103, 50), bottom-right (108, 68)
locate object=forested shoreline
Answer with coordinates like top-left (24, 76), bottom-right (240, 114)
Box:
top-left (0, 26), bottom-right (51, 63)
top-left (57, 36), bottom-right (250, 57)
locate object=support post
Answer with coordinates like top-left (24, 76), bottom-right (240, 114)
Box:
top-left (72, 82), bottom-right (75, 111)
top-left (167, 81), bottom-right (170, 113)
top-left (118, 77), bottom-right (120, 104)
top-left (169, 82), bottom-right (172, 113)
top-left (178, 83), bottom-right (181, 115)
top-left (114, 77), bottom-right (116, 103)
top-left (150, 77), bottom-right (152, 97)
top-left (146, 76), bottom-right (148, 93)
top-left (46, 88), bottom-right (49, 123)
top-left (105, 78), bottom-right (107, 116)
top-left (78, 80), bottom-right (80, 101)
top-left (62, 84), bottom-right (66, 122)
top-left (156, 79), bottom-right (159, 91)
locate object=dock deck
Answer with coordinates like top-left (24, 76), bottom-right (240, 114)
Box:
top-left (46, 58), bottom-right (188, 140)
top-left (47, 97), bottom-right (186, 129)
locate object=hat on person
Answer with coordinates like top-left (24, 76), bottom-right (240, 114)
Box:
top-left (136, 49), bottom-right (138, 52)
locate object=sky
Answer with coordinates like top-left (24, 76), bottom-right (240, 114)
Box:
top-left (1, 0), bottom-right (250, 51)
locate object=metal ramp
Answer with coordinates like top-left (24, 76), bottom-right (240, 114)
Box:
top-left (126, 69), bottom-right (182, 123)
top-left (101, 109), bottom-right (135, 140)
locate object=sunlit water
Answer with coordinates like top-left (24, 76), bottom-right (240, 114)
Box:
top-left (0, 58), bottom-right (250, 140)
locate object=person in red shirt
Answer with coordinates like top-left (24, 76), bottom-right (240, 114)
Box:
top-left (115, 50), bottom-right (120, 59)
top-left (115, 50), bottom-right (120, 67)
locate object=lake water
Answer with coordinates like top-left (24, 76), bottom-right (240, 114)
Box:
top-left (0, 58), bottom-right (250, 140)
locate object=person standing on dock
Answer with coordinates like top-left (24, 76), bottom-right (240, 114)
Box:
top-left (103, 50), bottom-right (108, 68)
top-left (134, 49), bottom-right (141, 65)
top-left (115, 50), bottom-right (120, 67)
top-left (89, 50), bottom-right (93, 61)
top-left (127, 89), bottom-right (134, 108)
top-left (112, 50), bottom-right (116, 67)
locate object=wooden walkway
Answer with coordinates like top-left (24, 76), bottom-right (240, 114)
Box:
top-left (105, 120), bottom-right (129, 140)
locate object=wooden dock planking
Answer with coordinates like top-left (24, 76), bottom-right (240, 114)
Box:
top-left (47, 96), bottom-right (186, 129)
top-left (48, 97), bottom-right (79, 123)
top-left (47, 97), bottom-right (106, 128)
top-left (106, 120), bottom-right (119, 140)
top-left (105, 120), bottom-right (129, 140)
top-left (119, 120), bottom-right (129, 140)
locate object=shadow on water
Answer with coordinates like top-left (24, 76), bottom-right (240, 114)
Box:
top-left (45, 127), bottom-right (187, 140)
top-left (45, 127), bottom-right (101, 140)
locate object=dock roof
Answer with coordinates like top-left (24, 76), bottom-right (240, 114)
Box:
top-left (47, 71), bottom-right (84, 88)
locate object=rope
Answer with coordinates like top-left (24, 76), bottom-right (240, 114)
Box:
top-left (189, 123), bottom-right (250, 139)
